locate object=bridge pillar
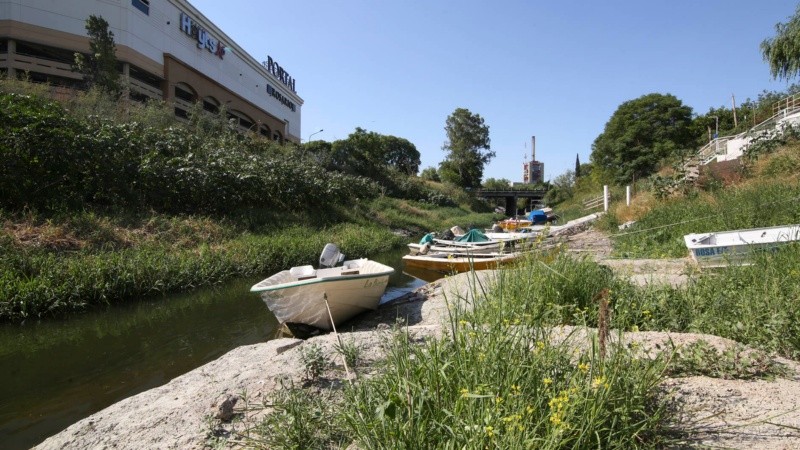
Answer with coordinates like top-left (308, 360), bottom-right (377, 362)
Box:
top-left (505, 196), bottom-right (516, 216)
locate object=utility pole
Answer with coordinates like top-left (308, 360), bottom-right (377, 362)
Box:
top-left (732, 94), bottom-right (738, 127)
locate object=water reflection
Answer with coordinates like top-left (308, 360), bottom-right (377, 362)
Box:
top-left (0, 277), bottom-right (276, 450)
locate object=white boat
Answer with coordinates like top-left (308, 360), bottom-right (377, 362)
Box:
top-left (408, 229), bottom-right (534, 255)
top-left (684, 224), bottom-right (800, 268)
top-left (250, 244), bottom-right (394, 330)
top-left (407, 239), bottom-right (506, 255)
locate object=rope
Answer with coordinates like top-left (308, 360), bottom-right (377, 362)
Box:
top-left (324, 293), bottom-right (352, 384)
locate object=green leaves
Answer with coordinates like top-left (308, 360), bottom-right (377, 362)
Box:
top-left (591, 93), bottom-right (694, 184)
top-left (441, 108), bottom-right (493, 189)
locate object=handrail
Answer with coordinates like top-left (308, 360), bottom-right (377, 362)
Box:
top-left (772, 92), bottom-right (800, 115)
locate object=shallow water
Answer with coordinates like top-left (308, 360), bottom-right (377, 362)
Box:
top-left (0, 245), bottom-right (436, 450)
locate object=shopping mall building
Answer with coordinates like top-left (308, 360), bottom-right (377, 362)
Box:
top-left (0, 0), bottom-right (302, 142)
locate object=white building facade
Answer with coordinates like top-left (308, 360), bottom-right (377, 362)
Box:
top-left (0, 0), bottom-right (302, 142)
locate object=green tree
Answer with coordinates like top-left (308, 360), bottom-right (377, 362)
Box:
top-left (575, 154), bottom-right (581, 177)
top-left (315, 128), bottom-right (420, 178)
top-left (439, 108), bottom-right (493, 188)
top-left (419, 166), bottom-right (440, 181)
top-left (543, 170), bottom-right (575, 206)
top-left (381, 135), bottom-right (421, 175)
top-left (73, 15), bottom-right (120, 95)
top-left (590, 93), bottom-right (694, 184)
top-left (482, 177), bottom-right (511, 190)
top-left (761, 5), bottom-right (800, 81)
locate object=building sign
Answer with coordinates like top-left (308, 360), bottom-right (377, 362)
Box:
top-left (262, 56), bottom-right (296, 93)
top-left (180, 13), bottom-right (225, 59)
top-left (267, 84), bottom-right (295, 111)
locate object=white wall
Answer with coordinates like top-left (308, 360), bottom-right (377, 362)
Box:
top-left (0, 0), bottom-right (303, 138)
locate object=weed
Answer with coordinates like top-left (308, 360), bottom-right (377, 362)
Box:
top-left (299, 343), bottom-right (329, 382)
top-left (667, 340), bottom-right (792, 380)
top-left (333, 336), bottom-right (363, 370)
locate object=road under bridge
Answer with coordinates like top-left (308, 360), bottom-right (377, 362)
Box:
top-left (470, 188), bottom-right (547, 215)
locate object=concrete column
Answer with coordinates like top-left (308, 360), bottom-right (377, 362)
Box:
top-left (6, 39), bottom-right (17, 78)
top-left (603, 185), bottom-right (609, 211)
top-left (626, 186), bottom-right (631, 206)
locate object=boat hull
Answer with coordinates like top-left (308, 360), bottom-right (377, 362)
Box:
top-left (402, 252), bottom-right (522, 273)
top-left (251, 259), bottom-right (393, 330)
top-left (684, 224), bottom-right (800, 268)
top-left (407, 241), bottom-right (503, 255)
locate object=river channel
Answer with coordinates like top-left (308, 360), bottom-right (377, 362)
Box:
top-left (0, 246), bottom-right (439, 449)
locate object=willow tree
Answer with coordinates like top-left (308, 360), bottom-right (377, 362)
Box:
top-left (762, 5), bottom-right (800, 81)
top-left (439, 108), bottom-right (493, 188)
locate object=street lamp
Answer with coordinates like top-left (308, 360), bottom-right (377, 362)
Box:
top-left (306, 129), bottom-right (323, 142)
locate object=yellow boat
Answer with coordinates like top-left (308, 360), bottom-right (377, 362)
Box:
top-left (499, 219), bottom-right (532, 231)
top-left (402, 251), bottom-right (523, 274)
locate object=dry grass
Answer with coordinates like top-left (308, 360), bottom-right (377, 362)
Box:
top-left (1, 213), bottom-right (235, 252)
top-left (611, 191), bottom-right (660, 223)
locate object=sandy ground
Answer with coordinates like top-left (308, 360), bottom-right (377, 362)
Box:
top-left (35, 229), bottom-right (800, 449)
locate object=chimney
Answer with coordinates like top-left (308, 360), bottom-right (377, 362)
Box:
top-left (531, 136), bottom-right (536, 161)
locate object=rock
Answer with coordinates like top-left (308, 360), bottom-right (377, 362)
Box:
top-left (215, 394), bottom-right (238, 422)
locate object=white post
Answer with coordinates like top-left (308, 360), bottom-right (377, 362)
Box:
top-left (626, 186), bottom-right (631, 206)
top-left (603, 185), bottom-right (609, 212)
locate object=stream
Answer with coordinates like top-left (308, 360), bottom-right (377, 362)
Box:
top-left (0, 246), bottom-right (438, 449)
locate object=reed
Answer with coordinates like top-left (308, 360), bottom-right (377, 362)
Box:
top-left (0, 223), bottom-right (402, 321)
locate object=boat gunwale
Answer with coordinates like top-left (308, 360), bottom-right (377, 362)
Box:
top-left (684, 224), bottom-right (800, 249)
top-left (250, 266), bottom-right (394, 293)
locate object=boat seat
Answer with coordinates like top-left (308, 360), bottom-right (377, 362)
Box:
top-left (290, 265), bottom-right (316, 280)
top-left (341, 261), bottom-right (360, 275)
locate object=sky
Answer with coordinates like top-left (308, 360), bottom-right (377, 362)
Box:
top-left (187, 0), bottom-right (796, 183)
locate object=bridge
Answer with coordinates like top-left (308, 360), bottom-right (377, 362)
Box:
top-left (470, 188), bottom-right (548, 215)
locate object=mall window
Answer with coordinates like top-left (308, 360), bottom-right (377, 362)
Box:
top-left (202, 97), bottom-right (220, 114)
top-left (132, 0), bottom-right (150, 15)
top-left (174, 84), bottom-right (196, 103)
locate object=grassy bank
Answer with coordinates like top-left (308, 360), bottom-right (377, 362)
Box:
top-left (0, 202), bottom-right (495, 322)
top-left (0, 80), bottom-right (497, 321)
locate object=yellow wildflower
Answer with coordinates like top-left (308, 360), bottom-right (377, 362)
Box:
top-left (543, 377), bottom-right (553, 386)
top-left (578, 362), bottom-right (590, 373)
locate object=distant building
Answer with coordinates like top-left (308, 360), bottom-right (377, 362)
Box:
top-left (522, 136), bottom-right (544, 183)
top-left (0, 0), bottom-right (302, 142)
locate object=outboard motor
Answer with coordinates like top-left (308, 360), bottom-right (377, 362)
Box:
top-left (319, 243), bottom-right (345, 268)
top-left (419, 242), bottom-right (431, 255)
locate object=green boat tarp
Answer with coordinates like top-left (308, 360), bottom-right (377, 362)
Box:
top-left (455, 229), bottom-right (490, 243)
top-left (419, 232), bottom-right (436, 245)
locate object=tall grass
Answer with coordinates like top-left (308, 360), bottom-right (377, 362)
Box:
top-left (239, 255), bottom-right (672, 448)
top-left (607, 180), bottom-right (800, 258)
top-left (0, 223), bottom-right (403, 321)
top-left (626, 246), bottom-right (800, 359)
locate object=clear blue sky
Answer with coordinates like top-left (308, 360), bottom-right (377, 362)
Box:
top-left (188, 0), bottom-right (795, 183)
